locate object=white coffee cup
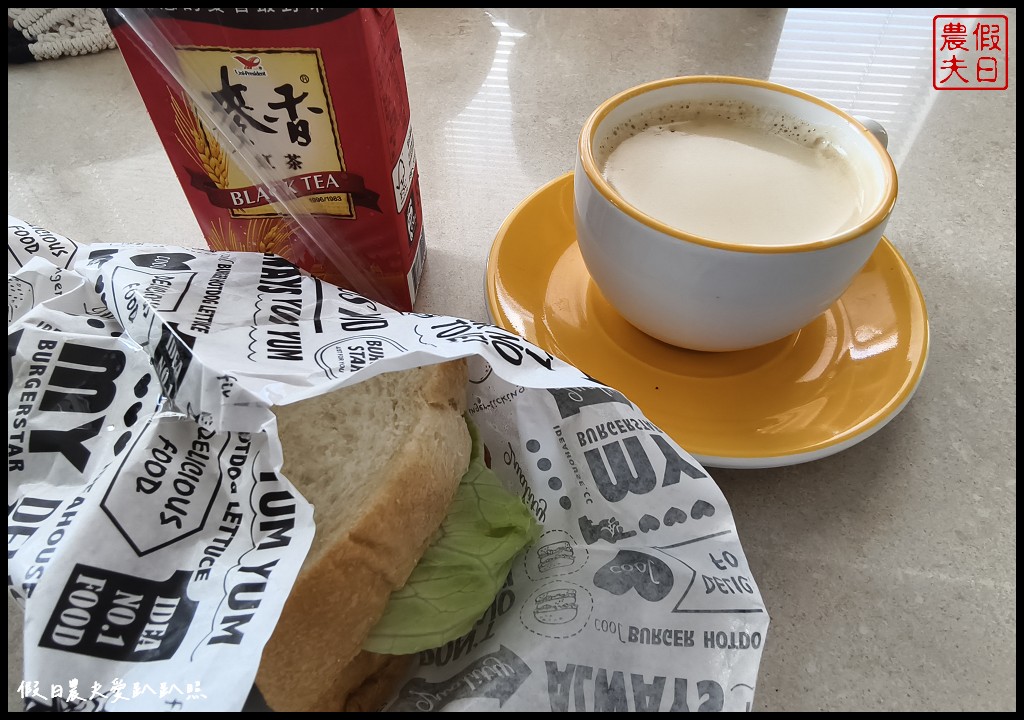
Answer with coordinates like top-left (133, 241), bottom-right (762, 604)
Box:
top-left (573, 75), bottom-right (897, 352)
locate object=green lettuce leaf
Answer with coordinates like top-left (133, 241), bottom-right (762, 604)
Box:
top-left (362, 419), bottom-right (540, 654)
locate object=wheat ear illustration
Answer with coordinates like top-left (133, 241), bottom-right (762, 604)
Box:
top-left (246, 218), bottom-right (293, 255)
top-left (170, 89), bottom-right (229, 189)
top-left (206, 219), bottom-right (243, 252)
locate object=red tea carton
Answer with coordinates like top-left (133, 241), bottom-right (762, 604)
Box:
top-left (105, 8), bottom-right (425, 310)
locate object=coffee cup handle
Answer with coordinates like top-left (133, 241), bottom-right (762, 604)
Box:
top-left (854, 115), bottom-right (889, 150)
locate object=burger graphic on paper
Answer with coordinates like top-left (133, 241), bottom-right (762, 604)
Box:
top-left (536, 539), bottom-right (575, 573)
top-left (533, 587), bottom-right (579, 625)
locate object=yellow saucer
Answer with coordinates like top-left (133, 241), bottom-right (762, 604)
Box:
top-left (486, 173), bottom-right (929, 468)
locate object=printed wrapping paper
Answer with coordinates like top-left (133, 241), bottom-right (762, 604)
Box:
top-left (7, 217), bottom-right (769, 712)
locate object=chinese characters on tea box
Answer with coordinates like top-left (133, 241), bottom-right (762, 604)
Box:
top-left (212, 62), bottom-right (325, 149)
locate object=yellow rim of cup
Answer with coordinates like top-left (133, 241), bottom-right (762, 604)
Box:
top-left (578, 75), bottom-right (899, 255)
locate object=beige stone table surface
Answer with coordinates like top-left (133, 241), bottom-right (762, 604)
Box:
top-left (7, 8), bottom-right (1016, 712)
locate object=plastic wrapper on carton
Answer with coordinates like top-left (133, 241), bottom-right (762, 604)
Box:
top-left (103, 8), bottom-right (426, 311)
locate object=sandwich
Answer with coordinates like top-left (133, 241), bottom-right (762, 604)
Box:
top-left (254, 360), bottom-right (538, 712)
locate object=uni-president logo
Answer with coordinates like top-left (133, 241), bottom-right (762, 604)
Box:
top-left (233, 54), bottom-right (267, 77)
